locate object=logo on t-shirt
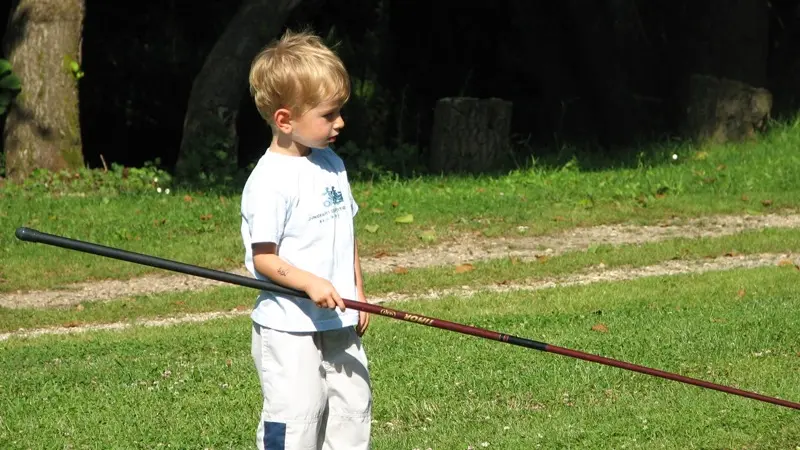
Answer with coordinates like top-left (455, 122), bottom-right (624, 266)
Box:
top-left (309, 186), bottom-right (347, 223)
top-left (323, 186), bottom-right (344, 207)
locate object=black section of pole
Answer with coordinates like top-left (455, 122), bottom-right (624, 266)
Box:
top-left (15, 227), bottom-right (307, 298)
top-left (505, 334), bottom-right (549, 351)
top-left (14, 227), bottom-right (800, 411)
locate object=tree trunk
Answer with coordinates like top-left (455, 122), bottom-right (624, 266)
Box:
top-left (2, 0), bottom-right (85, 181)
top-left (767, 0), bottom-right (800, 118)
top-left (428, 97), bottom-right (513, 174)
top-left (505, 2), bottom-right (579, 141)
top-left (174, 0), bottom-right (302, 183)
top-left (559, 0), bottom-right (642, 147)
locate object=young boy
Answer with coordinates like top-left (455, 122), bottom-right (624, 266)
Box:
top-left (241, 29), bottom-right (372, 450)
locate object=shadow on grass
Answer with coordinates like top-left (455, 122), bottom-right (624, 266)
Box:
top-left (4, 115), bottom-right (800, 197)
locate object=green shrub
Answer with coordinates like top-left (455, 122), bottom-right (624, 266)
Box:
top-left (0, 159), bottom-right (172, 197)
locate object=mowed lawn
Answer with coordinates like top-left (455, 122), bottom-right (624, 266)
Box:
top-left (1, 266), bottom-right (798, 449)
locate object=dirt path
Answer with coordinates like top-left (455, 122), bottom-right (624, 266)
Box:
top-left (2, 212), bottom-right (799, 309)
top-left (2, 251), bottom-right (796, 341)
top-left (361, 212), bottom-right (800, 271)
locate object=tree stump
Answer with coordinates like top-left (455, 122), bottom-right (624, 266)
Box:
top-left (429, 97), bottom-right (513, 174)
top-left (685, 74), bottom-right (772, 144)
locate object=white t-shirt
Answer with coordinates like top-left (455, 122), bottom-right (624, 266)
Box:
top-left (240, 147), bottom-right (360, 332)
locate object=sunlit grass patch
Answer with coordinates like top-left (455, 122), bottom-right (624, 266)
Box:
top-left (1, 265), bottom-right (798, 449)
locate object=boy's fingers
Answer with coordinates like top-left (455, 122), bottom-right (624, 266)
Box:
top-left (358, 312), bottom-right (370, 336)
top-left (326, 296), bottom-right (337, 309)
top-left (332, 291), bottom-right (346, 312)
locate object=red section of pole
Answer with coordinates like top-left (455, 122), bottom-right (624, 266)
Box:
top-left (542, 344), bottom-right (800, 410)
top-left (352, 300), bottom-right (800, 410)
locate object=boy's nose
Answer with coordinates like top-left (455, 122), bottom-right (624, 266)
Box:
top-left (334, 116), bottom-right (345, 129)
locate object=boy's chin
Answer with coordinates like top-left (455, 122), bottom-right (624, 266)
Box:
top-left (294, 140), bottom-right (329, 150)
top-left (307, 136), bottom-right (335, 147)
top-left (313, 138), bottom-right (336, 148)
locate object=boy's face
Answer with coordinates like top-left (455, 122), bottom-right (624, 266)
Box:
top-left (290, 101), bottom-right (345, 150)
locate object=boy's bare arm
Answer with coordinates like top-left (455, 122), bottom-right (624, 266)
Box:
top-left (354, 240), bottom-right (366, 300)
top-left (354, 240), bottom-right (370, 336)
top-left (252, 242), bottom-right (346, 311)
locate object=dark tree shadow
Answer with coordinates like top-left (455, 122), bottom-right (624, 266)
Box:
top-left (2, 0), bottom-right (28, 56)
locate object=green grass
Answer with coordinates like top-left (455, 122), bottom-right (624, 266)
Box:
top-left (0, 193), bottom-right (243, 292)
top-left (3, 121), bottom-right (800, 292)
top-left (1, 266), bottom-right (798, 449)
top-left (2, 226), bottom-right (798, 333)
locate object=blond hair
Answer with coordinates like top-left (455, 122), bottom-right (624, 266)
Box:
top-left (249, 29), bottom-right (350, 126)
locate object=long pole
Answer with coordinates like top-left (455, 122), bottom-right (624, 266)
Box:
top-left (14, 227), bottom-right (800, 411)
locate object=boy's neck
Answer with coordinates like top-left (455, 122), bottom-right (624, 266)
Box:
top-left (270, 133), bottom-right (311, 157)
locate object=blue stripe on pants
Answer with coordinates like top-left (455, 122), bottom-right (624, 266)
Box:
top-left (263, 421), bottom-right (286, 450)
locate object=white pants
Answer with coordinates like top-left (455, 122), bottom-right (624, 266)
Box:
top-left (251, 322), bottom-right (372, 450)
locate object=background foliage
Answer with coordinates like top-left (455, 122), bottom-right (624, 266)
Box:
top-left (1, 0), bottom-right (799, 181)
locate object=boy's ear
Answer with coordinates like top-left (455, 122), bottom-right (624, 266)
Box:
top-left (273, 108), bottom-right (293, 133)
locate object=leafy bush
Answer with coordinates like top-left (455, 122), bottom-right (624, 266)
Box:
top-left (0, 160), bottom-right (173, 197)
top-left (335, 141), bottom-right (425, 181)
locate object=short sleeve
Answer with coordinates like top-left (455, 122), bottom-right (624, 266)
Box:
top-left (242, 179), bottom-right (289, 245)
